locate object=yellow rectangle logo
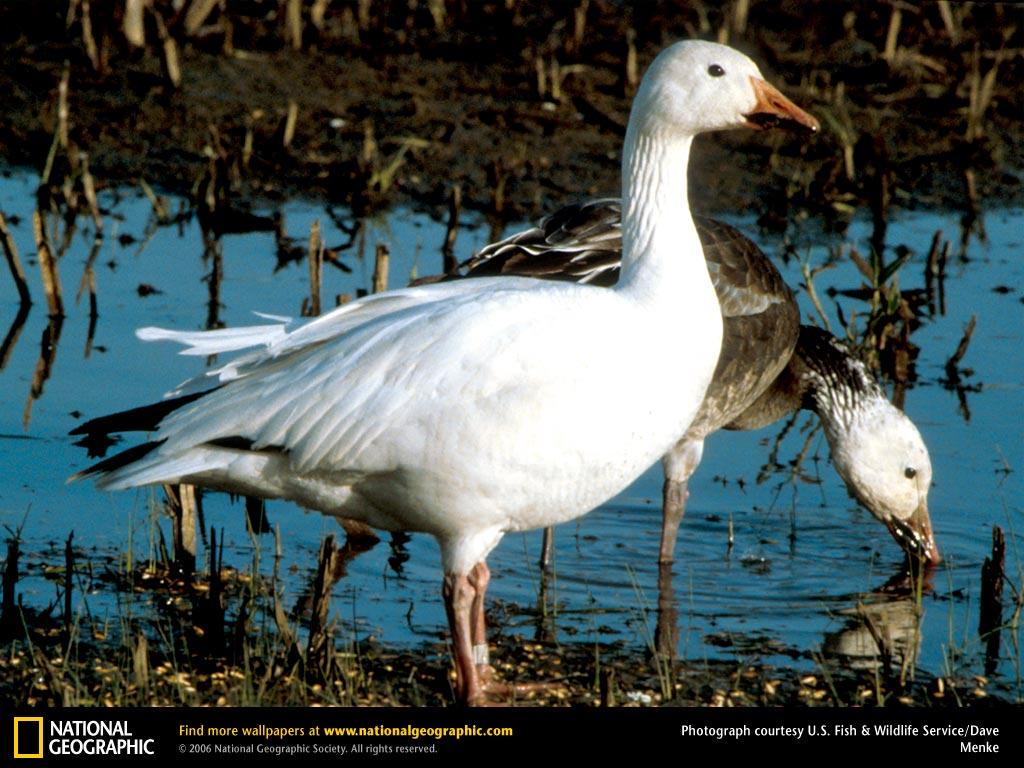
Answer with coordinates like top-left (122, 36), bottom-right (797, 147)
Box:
top-left (13, 717), bottom-right (43, 759)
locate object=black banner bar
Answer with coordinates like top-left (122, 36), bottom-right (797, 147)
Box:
top-left (1, 706), bottom-right (1019, 763)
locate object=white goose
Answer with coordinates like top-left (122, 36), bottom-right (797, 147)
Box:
top-left (71, 41), bottom-right (817, 704)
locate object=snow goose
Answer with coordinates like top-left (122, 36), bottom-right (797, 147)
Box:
top-left (70, 41), bottom-right (818, 704)
top-left (463, 199), bottom-right (939, 565)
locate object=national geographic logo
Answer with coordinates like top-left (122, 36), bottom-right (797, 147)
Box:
top-left (13, 718), bottom-right (42, 759)
top-left (13, 717), bottom-right (155, 758)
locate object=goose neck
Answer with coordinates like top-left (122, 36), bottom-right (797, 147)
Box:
top-left (618, 128), bottom-right (703, 298)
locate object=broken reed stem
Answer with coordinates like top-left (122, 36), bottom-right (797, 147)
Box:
top-left (311, 0), bottom-right (330, 31)
top-left (123, 0), bottom-right (147, 47)
top-left (164, 483), bottom-right (198, 574)
top-left (306, 534), bottom-right (341, 670)
top-left (79, 152), bottom-right (103, 233)
top-left (937, 0), bottom-right (959, 44)
top-left (153, 11), bottom-right (182, 88)
top-left (624, 28), bottom-right (638, 97)
top-left (550, 56), bottom-right (562, 101)
top-left (282, 100), bottom-right (298, 149)
top-left (63, 531), bottom-right (75, 648)
top-left (33, 210), bottom-right (65, 317)
top-left (372, 243), bottom-right (389, 294)
top-left (963, 167), bottom-right (980, 216)
top-left (58, 65), bottom-right (70, 150)
top-left (205, 526), bottom-right (225, 653)
top-left (569, 0), bottom-right (589, 56)
top-left (946, 315), bottom-right (976, 370)
top-left (979, 526), bottom-right (1005, 675)
top-left (924, 229), bottom-right (949, 316)
top-left (924, 230), bottom-right (942, 294)
top-left (307, 219), bottom-right (322, 316)
top-left (599, 667), bottom-right (616, 707)
top-left (0, 536), bottom-right (19, 638)
top-left (139, 178), bottom-right (170, 223)
top-left (882, 5), bottom-right (902, 63)
top-left (426, 0), bottom-right (445, 32)
top-left (357, 0), bottom-right (371, 31)
top-left (801, 262), bottom-right (832, 333)
top-left (442, 184), bottom-right (461, 275)
top-left (132, 633), bottom-right (150, 691)
top-left (80, 0), bottom-right (100, 71)
top-left (184, 0), bottom-right (220, 36)
top-left (285, 0), bottom-right (303, 51)
top-left (75, 235), bottom-right (101, 308)
top-left (732, 0), bottom-right (750, 36)
top-left (966, 46), bottom-right (1003, 143)
top-left (539, 526), bottom-right (554, 571)
top-left (0, 212), bottom-right (31, 306)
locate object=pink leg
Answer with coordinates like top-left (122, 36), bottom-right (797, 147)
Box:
top-left (443, 571), bottom-right (481, 704)
top-left (448, 561), bottom-right (564, 704)
top-left (468, 561), bottom-right (493, 681)
top-left (469, 562), bottom-right (490, 648)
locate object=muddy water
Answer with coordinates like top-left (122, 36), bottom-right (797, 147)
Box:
top-left (0, 170), bottom-right (1020, 693)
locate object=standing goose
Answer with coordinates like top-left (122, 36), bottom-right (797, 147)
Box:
top-left (70, 41), bottom-right (818, 704)
top-left (463, 199), bottom-right (939, 565)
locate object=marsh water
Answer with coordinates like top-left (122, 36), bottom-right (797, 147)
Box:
top-left (1, 167), bottom-right (1021, 697)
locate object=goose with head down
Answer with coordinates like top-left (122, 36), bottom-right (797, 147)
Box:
top-left (70, 41), bottom-right (818, 704)
top-left (463, 199), bottom-right (939, 567)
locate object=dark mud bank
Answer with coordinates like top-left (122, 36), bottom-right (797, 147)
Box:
top-left (1, 1), bottom-right (1021, 224)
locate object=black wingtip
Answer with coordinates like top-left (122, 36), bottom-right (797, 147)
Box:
top-left (70, 440), bottom-right (165, 482)
top-left (69, 390), bottom-right (214, 439)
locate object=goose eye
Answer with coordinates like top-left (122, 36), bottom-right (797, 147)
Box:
top-left (708, 64), bottom-right (725, 77)
top-left (904, 467), bottom-right (917, 479)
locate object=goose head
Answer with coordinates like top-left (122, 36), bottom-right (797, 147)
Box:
top-left (630, 40), bottom-right (819, 138)
top-left (828, 398), bottom-right (940, 566)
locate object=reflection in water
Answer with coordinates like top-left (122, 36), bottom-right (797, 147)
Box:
top-left (22, 315), bottom-right (63, 429)
top-left (32, 209), bottom-right (65, 319)
top-left (0, 304), bottom-right (29, 371)
top-left (201, 226), bottom-right (224, 331)
top-left (0, 211), bottom-right (32, 307)
top-left (940, 316), bottom-right (980, 423)
top-left (654, 562), bottom-right (678, 662)
top-left (822, 567), bottom-right (932, 677)
top-left (291, 533), bottom-right (378, 624)
top-left (244, 495), bottom-right (272, 536)
top-left (75, 235), bottom-right (103, 358)
top-left (387, 531), bottom-right (411, 575)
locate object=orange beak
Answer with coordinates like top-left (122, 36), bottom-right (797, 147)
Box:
top-left (886, 500), bottom-right (941, 567)
top-left (743, 76), bottom-right (819, 133)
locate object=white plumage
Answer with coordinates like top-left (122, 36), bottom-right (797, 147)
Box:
top-left (74, 40), bottom-right (817, 703)
top-left (114, 278), bottom-right (709, 567)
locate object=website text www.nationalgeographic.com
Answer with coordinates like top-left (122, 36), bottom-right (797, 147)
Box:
top-left (680, 723), bottom-right (1000, 753)
top-left (179, 723), bottom-right (512, 739)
